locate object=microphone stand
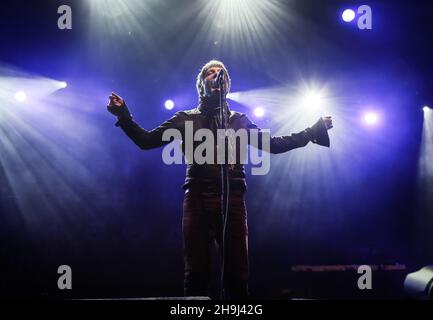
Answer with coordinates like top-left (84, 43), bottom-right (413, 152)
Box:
top-left (218, 79), bottom-right (229, 300)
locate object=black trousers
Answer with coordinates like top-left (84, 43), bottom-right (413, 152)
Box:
top-left (182, 188), bottom-right (249, 299)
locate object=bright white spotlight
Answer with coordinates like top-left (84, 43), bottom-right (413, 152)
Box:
top-left (59, 81), bottom-right (68, 89)
top-left (164, 99), bottom-right (174, 110)
top-left (423, 106), bottom-right (431, 112)
top-left (14, 91), bottom-right (27, 102)
top-left (302, 91), bottom-right (323, 109)
top-left (254, 107), bottom-right (265, 117)
top-left (342, 9), bottom-right (356, 22)
top-left (364, 112), bottom-right (378, 124)
top-left (197, 0), bottom-right (289, 66)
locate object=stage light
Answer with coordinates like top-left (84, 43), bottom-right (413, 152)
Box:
top-left (364, 112), bottom-right (378, 124)
top-left (208, 0), bottom-right (281, 33)
top-left (0, 62), bottom-right (112, 233)
top-left (59, 81), bottom-right (68, 89)
top-left (87, 0), bottom-right (163, 60)
top-left (195, 0), bottom-right (290, 67)
top-left (254, 107), bottom-right (265, 117)
top-left (228, 81), bottom-right (334, 124)
top-left (14, 91), bottom-right (26, 102)
top-left (302, 90), bottom-right (324, 110)
top-left (342, 9), bottom-right (356, 22)
top-left (404, 266), bottom-right (433, 299)
top-left (417, 102), bottom-right (433, 252)
top-left (165, 99), bottom-right (174, 110)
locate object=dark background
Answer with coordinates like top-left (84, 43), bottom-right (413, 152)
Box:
top-left (0, 0), bottom-right (432, 299)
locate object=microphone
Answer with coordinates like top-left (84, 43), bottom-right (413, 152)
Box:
top-left (211, 69), bottom-right (225, 89)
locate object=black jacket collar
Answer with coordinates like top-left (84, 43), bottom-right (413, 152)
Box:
top-left (198, 96), bottom-right (230, 117)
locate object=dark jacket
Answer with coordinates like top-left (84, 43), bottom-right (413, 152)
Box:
top-left (114, 98), bottom-right (330, 191)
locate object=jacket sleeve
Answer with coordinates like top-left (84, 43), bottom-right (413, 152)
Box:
top-left (115, 105), bottom-right (186, 150)
top-left (241, 114), bottom-right (330, 154)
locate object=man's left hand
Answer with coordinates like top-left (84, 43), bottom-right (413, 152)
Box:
top-left (322, 116), bottom-right (333, 130)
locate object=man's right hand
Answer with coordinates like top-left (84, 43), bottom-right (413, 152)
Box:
top-left (107, 92), bottom-right (126, 116)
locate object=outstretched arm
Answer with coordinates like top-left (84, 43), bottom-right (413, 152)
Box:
top-left (107, 92), bottom-right (185, 150)
top-left (241, 114), bottom-right (333, 154)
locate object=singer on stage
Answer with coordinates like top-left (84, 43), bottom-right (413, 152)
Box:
top-left (107, 60), bottom-right (333, 299)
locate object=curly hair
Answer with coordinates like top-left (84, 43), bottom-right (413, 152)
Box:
top-left (196, 60), bottom-right (231, 97)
